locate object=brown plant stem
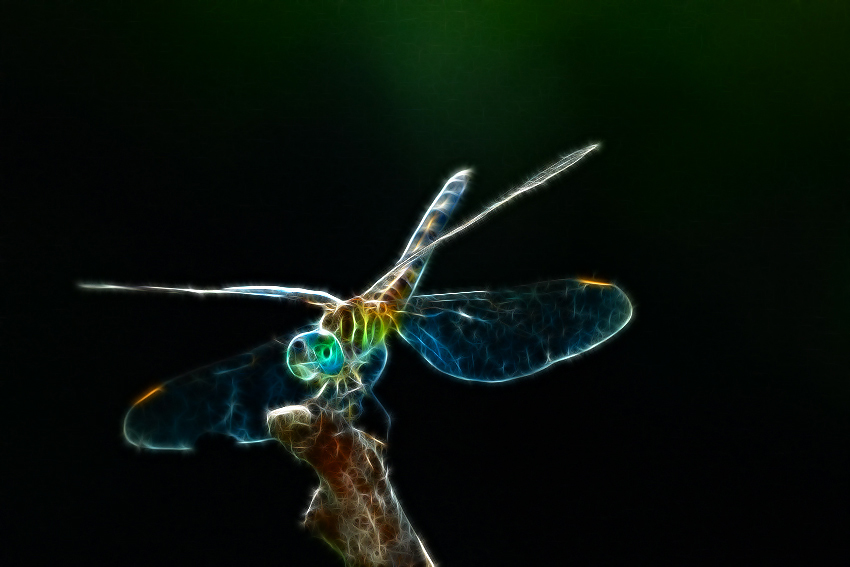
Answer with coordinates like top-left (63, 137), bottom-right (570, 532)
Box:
top-left (269, 402), bottom-right (435, 567)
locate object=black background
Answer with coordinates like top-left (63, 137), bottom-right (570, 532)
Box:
top-left (3, 2), bottom-right (848, 565)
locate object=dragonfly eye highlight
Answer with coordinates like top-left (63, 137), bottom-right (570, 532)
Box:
top-left (286, 330), bottom-right (345, 381)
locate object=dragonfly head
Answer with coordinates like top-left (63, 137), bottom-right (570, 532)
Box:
top-left (285, 329), bottom-right (345, 382)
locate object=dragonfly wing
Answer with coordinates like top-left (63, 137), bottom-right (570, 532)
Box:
top-left (124, 338), bottom-right (314, 450)
top-left (79, 283), bottom-right (343, 307)
top-left (398, 279), bottom-right (632, 382)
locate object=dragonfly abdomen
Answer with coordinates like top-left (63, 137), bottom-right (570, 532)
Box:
top-left (373, 170), bottom-right (470, 304)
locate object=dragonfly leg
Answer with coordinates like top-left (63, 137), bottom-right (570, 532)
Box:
top-left (366, 387), bottom-right (392, 441)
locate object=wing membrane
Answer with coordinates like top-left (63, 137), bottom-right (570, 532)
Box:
top-left (123, 338), bottom-right (314, 450)
top-left (398, 279), bottom-right (632, 382)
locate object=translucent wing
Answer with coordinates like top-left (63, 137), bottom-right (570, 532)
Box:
top-left (79, 283), bottom-right (343, 307)
top-left (123, 337), bottom-right (314, 450)
top-left (398, 279), bottom-right (632, 382)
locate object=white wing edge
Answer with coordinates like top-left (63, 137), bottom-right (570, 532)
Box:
top-left (78, 283), bottom-right (344, 306)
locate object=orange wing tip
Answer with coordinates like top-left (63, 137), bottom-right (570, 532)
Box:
top-left (133, 386), bottom-right (164, 406)
top-left (576, 278), bottom-right (613, 286)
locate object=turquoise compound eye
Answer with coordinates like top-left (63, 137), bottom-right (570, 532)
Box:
top-left (286, 330), bottom-right (345, 381)
top-left (313, 332), bottom-right (344, 375)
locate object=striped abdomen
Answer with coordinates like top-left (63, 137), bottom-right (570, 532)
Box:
top-left (374, 169), bottom-right (470, 304)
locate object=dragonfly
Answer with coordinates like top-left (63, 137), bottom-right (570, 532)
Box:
top-left (81, 143), bottom-right (632, 450)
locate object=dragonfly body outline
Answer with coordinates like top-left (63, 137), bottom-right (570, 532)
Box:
top-left (82, 143), bottom-right (632, 450)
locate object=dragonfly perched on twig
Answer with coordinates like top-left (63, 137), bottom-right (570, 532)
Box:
top-left (81, 143), bottom-right (632, 450)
